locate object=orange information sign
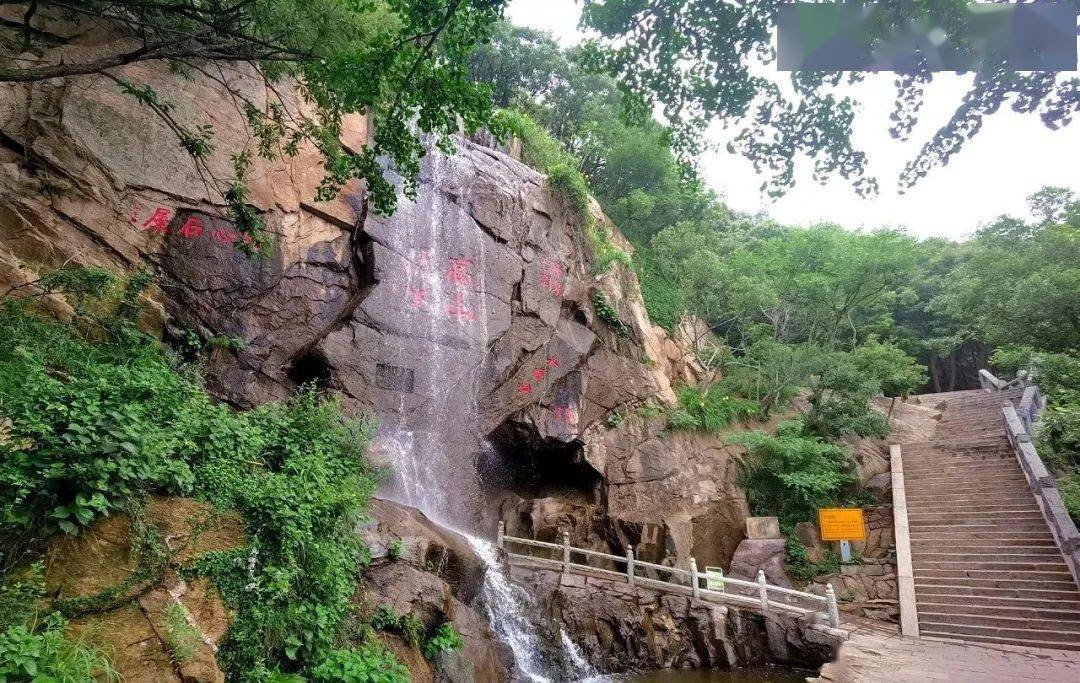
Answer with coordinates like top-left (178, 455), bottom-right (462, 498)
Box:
top-left (818, 508), bottom-right (866, 542)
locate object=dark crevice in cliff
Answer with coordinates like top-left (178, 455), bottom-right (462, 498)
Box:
top-left (482, 418), bottom-right (602, 505)
top-left (287, 349), bottom-right (333, 389)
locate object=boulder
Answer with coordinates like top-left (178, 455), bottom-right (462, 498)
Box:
top-left (728, 538), bottom-right (793, 588)
top-left (795, 521), bottom-right (828, 564)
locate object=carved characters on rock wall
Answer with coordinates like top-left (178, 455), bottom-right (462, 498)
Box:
top-left (129, 202), bottom-right (256, 250)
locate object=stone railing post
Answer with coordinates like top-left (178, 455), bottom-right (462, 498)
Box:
top-left (496, 521), bottom-right (505, 550)
top-left (690, 558), bottom-right (700, 600)
top-left (826, 584), bottom-right (840, 628)
top-left (626, 545), bottom-right (635, 587)
top-left (562, 531), bottom-right (571, 572)
top-left (757, 570), bottom-right (768, 611)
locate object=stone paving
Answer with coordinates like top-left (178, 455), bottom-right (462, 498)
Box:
top-left (815, 617), bottom-right (1080, 682)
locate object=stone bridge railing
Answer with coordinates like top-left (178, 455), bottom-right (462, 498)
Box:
top-left (497, 523), bottom-right (841, 628)
top-left (982, 369), bottom-right (1080, 586)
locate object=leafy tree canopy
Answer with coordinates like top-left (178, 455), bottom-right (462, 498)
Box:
top-left (578, 0), bottom-right (1080, 197)
top-left (3, 0), bottom-right (509, 229)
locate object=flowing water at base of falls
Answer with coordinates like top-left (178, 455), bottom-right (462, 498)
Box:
top-left (467, 537), bottom-right (557, 682)
top-left (466, 535), bottom-right (599, 682)
top-left (561, 629), bottom-right (600, 679)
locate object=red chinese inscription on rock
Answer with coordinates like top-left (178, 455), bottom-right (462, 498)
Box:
top-left (212, 226), bottom-right (239, 246)
top-left (141, 207), bottom-right (173, 234)
top-left (532, 368), bottom-right (546, 381)
top-left (445, 291), bottom-right (476, 321)
top-left (546, 356), bottom-right (559, 368)
top-left (517, 383), bottom-right (532, 395)
top-left (446, 258), bottom-right (473, 287)
top-left (553, 405), bottom-right (577, 423)
top-left (178, 216), bottom-right (205, 239)
top-left (407, 287), bottom-right (429, 310)
top-left (540, 258), bottom-right (565, 296)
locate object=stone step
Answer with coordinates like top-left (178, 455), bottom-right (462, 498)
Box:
top-left (911, 551), bottom-right (1066, 563)
top-left (908, 530), bottom-right (1056, 541)
top-left (905, 496), bottom-right (1038, 508)
top-left (918, 610), bottom-right (1080, 632)
top-left (917, 621), bottom-right (1080, 649)
top-left (905, 503), bottom-right (1039, 514)
top-left (916, 576), bottom-right (1080, 592)
top-left (904, 473), bottom-right (1029, 485)
top-left (914, 588), bottom-right (1080, 606)
top-left (904, 466), bottom-right (1022, 478)
top-left (918, 629), bottom-right (1080, 651)
top-left (905, 492), bottom-right (1036, 502)
top-left (908, 522), bottom-right (1053, 532)
top-left (907, 507), bottom-right (1041, 516)
top-left (908, 511), bottom-right (1046, 521)
top-left (917, 601), bottom-right (1080, 622)
top-left (914, 568), bottom-right (1073, 582)
top-left (902, 464), bottom-right (1019, 475)
top-left (913, 559), bottom-right (1071, 572)
top-left (909, 543), bottom-right (1061, 555)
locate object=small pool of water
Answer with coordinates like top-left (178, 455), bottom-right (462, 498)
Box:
top-left (605, 665), bottom-right (816, 682)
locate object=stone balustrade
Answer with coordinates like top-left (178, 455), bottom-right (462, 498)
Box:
top-left (984, 369), bottom-right (1080, 586)
top-left (496, 522), bottom-right (842, 628)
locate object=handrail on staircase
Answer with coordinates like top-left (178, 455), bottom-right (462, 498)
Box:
top-left (983, 369), bottom-right (1080, 587)
top-left (495, 523), bottom-right (841, 628)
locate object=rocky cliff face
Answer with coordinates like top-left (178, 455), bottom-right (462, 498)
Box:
top-left (0, 12), bottom-right (751, 568)
top-left (1, 16), bottom-right (764, 678)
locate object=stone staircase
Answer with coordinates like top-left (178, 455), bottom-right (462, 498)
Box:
top-left (901, 388), bottom-right (1080, 651)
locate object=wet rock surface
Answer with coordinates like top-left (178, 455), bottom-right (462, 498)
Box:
top-left (358, 499), bottom-right (508, 683)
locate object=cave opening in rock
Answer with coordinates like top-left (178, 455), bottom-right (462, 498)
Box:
top-left (287, 350), bottom-right (333, 389)
top-left (480, 419), bottom-right (602, 505)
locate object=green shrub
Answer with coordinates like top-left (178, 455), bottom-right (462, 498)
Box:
top-left (370, 605), bottom-right (423, 650)
top-left (387, 539), bottom-right (404, 560)
top-left (591, 290), bottom-right (628, 336)
top-left (728, 421), bottom-right (855, 526)
top-left (0, 566), bottom-right (115, 681)
top-left (310, 646), bottom-right (409, 683)
top-left (852, 340), bottom-right (926, 397)
top-left (163, 603), bottom-right (200, 665)
top-left (715, 340), bottom-right (817, 416)
top-left (667, 386), bottom-right (760, 433)
top-left (1060, 473), bottom-right (1080, 525)
top-left (0, 301), bottom-right (391, 679)
top-left (588, 225), bottom-right (631, 275)
top-left (632, 247), bottom-right (683, 331)
top-left (784, 535), bottom-right (839, 584)
top-left (548, 164), bottom-right (592, 219)
top-left (804, 358), bottom-right (889, 440)
top-left (422, 623), bottom-right (462, 661)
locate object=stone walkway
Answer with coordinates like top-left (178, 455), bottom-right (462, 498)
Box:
top-left (815, 617), bottom-right (1080, 681)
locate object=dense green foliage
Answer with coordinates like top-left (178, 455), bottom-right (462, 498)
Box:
top-left (667, 386), bottom-right (759, 433)
top-left (729, 420), bottom-right (855, 528)
top-left (0, 565), bottom-right (115, 681)
top-left (0, 290), bottom-right (411, 681)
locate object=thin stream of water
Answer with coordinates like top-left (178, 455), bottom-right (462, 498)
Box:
top-left (371, 148), bottom-right (591, 680)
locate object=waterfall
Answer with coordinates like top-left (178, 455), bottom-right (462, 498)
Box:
top-left (367, 146), bottom-right (593, 680)
top-left (468, 537), bottom-right (555, 682)
top-left (561, 630), bottom-right (600, 680)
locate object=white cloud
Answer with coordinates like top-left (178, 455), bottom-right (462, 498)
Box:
top-left (506, 0), bottom-right (1080, 239)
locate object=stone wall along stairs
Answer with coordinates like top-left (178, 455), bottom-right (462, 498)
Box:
top-left (901, 388), bottom-right (1080, 651)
